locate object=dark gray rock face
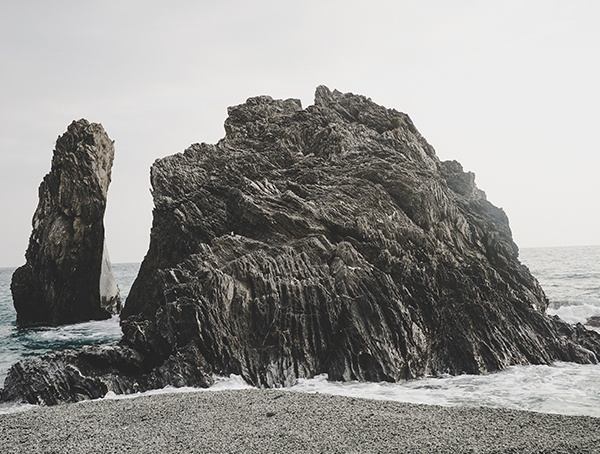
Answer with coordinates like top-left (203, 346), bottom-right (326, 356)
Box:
top-left (3, 87), bottom-right (599, 405)
top-left (0, 345), bottom-right (212, 405)
top-left (586, 316), bottom-right (600, 327)
top-left (119, 86), bottom-right (600, 387)
top-left (11, 119), bottom-right (120, 327)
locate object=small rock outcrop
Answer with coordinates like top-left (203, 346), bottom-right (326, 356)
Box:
top-left (0, 345), bottom-right (212, 405)
top-left (11, 119), bottom-right (120, 327)
top-left (3, 87), bottom-right (600, 405)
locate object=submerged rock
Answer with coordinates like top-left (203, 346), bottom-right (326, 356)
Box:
top-left (586, 316), bottom-right (600, 328)
top-left (10, 119), bottom-right (120, 327)
top-left (3, 87), bottom-right (600, 405)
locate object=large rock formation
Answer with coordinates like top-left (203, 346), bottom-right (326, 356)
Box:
top-left (2, 87), bottom-right (600, 405)
top-left (11, 119), bottom-right (120, 327)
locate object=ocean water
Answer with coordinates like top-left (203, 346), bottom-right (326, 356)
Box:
top-left (1, 246), bottom-right (599, 416)
top-left (0, 263), bottom-right (139, 386)
top-left (520, 245), bottom-right (600, 327)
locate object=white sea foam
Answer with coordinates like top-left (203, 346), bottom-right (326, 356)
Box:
top-left (102, 374), bottom-right (254, 402)
top-left (35, 316), bottom-right (122, 343)
top-left (3, 364), bottom-right (600, 417)
top-left (547, 304), bottom-right (600, 326)
top-left (73, 363), bottom-right (600, 418)
top-left (89, 364), bottom-right (600, 418)
top-left (0, 401), bottom-right (36, 415)
top-left (290, 362), bottom-right (600, 417)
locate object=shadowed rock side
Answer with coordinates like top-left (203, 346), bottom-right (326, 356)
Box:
top-left (2, 87), bottom-right (599, 405)
top-left (10, 119), bottom-right (120, 327)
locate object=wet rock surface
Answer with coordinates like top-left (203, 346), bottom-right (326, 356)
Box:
top-left (11, 120), bottom-right (120, 327)
top-left (586, 315), bottom-right (600, 327)
top-left (0, 345), bottom-right (212, 406)
top-left (3, 87), bottom-right (600, 405)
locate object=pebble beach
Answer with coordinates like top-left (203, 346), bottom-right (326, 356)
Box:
top-left (1, 389), bottom-right (599, 453)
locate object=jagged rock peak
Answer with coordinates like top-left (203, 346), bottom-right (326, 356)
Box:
top-left (120, 85), bottom-right (600, 386)
top-left (314, 85), bottom-right (410, 133)
top-left (11, 119), bottom-right (120, 327)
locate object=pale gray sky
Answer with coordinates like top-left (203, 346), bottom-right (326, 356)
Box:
top-left (1, 1), bottom-right (599, 267)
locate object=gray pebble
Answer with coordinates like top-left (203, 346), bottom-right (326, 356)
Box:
top-left (0, 389), bottom-right (598, 453)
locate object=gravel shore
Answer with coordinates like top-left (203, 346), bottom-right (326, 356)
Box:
top-left (1, 389), bottom-right (599, 453)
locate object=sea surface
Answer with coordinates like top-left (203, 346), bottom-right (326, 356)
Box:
top-left (1, 246), bottom-right (599, 416)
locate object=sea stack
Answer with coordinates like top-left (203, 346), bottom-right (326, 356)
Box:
top-left (2, 88), bottom-right (599, 405)
top-left (11, 119), bottom-right (120, 327)
top-left (119, 86), bottom-right (600, 386)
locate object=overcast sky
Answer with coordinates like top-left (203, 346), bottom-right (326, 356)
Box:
top-left (1, 1), bottom-right (599, 267)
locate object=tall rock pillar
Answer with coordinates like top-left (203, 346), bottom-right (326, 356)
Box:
top-left (11, 119), bottom-right (120, 326)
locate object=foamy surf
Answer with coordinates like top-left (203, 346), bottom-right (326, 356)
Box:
top-left (102, 374), bottom-right (254, 402)
top-left (89, 362), bottom-right (600, 418)
top-left (2, 362), bottom-right (600, 417)
top-left (291, 362), bottom-right (600, 417)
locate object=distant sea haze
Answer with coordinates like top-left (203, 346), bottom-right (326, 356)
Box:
top-left (1, 246), bottom-right (599, 415)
